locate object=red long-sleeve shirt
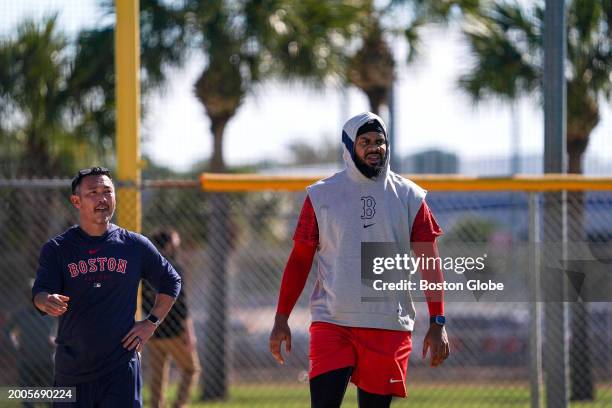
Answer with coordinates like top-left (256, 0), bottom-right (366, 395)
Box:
top-left (276, 196), bottom-right (444, 318)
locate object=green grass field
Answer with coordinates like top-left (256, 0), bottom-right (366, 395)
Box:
top-left (155, 383), bottom-right (612, 407)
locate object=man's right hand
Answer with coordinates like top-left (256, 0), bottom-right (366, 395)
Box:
top-left (34, 292), bottom-right (70, 317)
top-left (269, 313), bottom-right (291, 365)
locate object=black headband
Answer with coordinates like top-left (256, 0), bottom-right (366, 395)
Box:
top-left (356, 119), bottom-right (385, 137)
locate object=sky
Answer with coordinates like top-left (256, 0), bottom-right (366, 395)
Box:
top-left (3, 1), bottom-right (611, 173)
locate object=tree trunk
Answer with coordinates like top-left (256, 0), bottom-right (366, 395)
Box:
top-left (366, 89), bottom-right (388, 116)
top-left (210, 117), bottom-right (228, 172)
top-left (23, 128), bottom-right (53, 177)
top-left (567, 138), bottom-right (594, 401)
top-left (567, 144), bottom-right (584, 175)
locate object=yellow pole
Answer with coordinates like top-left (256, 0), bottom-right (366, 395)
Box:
top-left (115, 0), bottom-right (141, 316)
top-left (115, 0), bottom-right (141, 232)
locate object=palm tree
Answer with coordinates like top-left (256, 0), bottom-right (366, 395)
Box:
top-left (187, 0), bottom-right (369, 172)
top-left (0, 16), bottom-right (107, 177)
top-left (0, 1), bottom-right (189, 178)
top-left (68, 0), bottom-right (191, 163)
top-left (460, 0), bottom-right (612, 175)
top-left (347, 0), bottom-right (481, 115)
top-left (194, 57), bottom-right (244, 172)
top-left (347, 16), bottom-right (395, 115)
top-left (459, 0), bottom-right (612, 400)
top-left (191, 0), bottom-right (244, 172)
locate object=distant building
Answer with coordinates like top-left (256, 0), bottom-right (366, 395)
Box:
top-left (401, 149), bottom-right (459, 174)
top-left (459, 154), bottom-right (542, 175)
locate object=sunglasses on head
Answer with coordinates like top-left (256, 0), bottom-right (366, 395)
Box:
top-left (71, 167), bottom-right (111, 194)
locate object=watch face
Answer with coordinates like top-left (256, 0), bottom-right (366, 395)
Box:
top-left (435, 316), bottom-right (446, 325)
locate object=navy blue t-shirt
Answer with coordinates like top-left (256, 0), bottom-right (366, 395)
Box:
top-left (32, 224), bottom-right (181, 384)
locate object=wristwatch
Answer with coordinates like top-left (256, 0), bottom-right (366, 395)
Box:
top-left (146, 313), bottom-right (162, 328)
top-left (430, 315), bottom-right (446, 326)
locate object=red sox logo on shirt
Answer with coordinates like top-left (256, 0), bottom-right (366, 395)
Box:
top-left (67, 257), bottom-right (128, 278)
top-left (361, 196), bottom-right (376, 219)
top-left (360, 196), bottom-right (376, 228)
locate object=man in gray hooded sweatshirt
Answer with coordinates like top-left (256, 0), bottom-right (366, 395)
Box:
top-left (270, 112), bottom-right (449, 408)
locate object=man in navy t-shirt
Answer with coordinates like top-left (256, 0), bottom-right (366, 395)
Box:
top-left (32, 167), bottom-right (182, 407)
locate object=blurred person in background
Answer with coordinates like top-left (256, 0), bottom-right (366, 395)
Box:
top-left (270, 112), bottom-right (449, 408)
top-left (142, 229), bottom-right (200, 408)
top-left (5, 279), bottom-right (56, 407)
top-left (32, 166), bottom-right (182, 407)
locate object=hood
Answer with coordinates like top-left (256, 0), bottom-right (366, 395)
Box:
top-left (341, 111), bottom-right (390, 183)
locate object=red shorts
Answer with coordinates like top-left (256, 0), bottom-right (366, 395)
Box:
top-left (309, 322), bottom-right (412, 397)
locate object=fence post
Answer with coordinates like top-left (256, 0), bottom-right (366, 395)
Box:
top-left (543, 0), bottom-right (569, 406)
top-left (529, 192), bottom-right (543, 408)
top-left (201, 193), bottom-right (230, 400)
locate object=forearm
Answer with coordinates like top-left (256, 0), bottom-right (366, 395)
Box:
top-left (149, 293), bottom-right (176, 321)
top-left (419, 240), bottom-right (444, 316)
top-left (276, 241), bottom-right (316, 316)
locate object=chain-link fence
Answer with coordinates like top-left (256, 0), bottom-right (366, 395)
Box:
top-left (0, 178), bottom-right (611, 407)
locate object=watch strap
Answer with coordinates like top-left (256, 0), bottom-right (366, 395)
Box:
top-left (146, 313), bottom-right (161, 327)
top-left (430, 315), bottom-right (446, 326)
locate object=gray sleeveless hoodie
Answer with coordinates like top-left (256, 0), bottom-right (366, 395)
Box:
top-left (307, 112), bottom-right (426, 331)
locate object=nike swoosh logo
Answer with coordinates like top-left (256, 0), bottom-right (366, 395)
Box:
top-left (88, 249), bottom-right (101, 255)
top-left (389, 379), bottom-right (403, 383)
top-left (363, 223), bottom-right (375, 228)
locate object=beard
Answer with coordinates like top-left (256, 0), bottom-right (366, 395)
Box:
top-left (354, 151), bottom-right (386, 179)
